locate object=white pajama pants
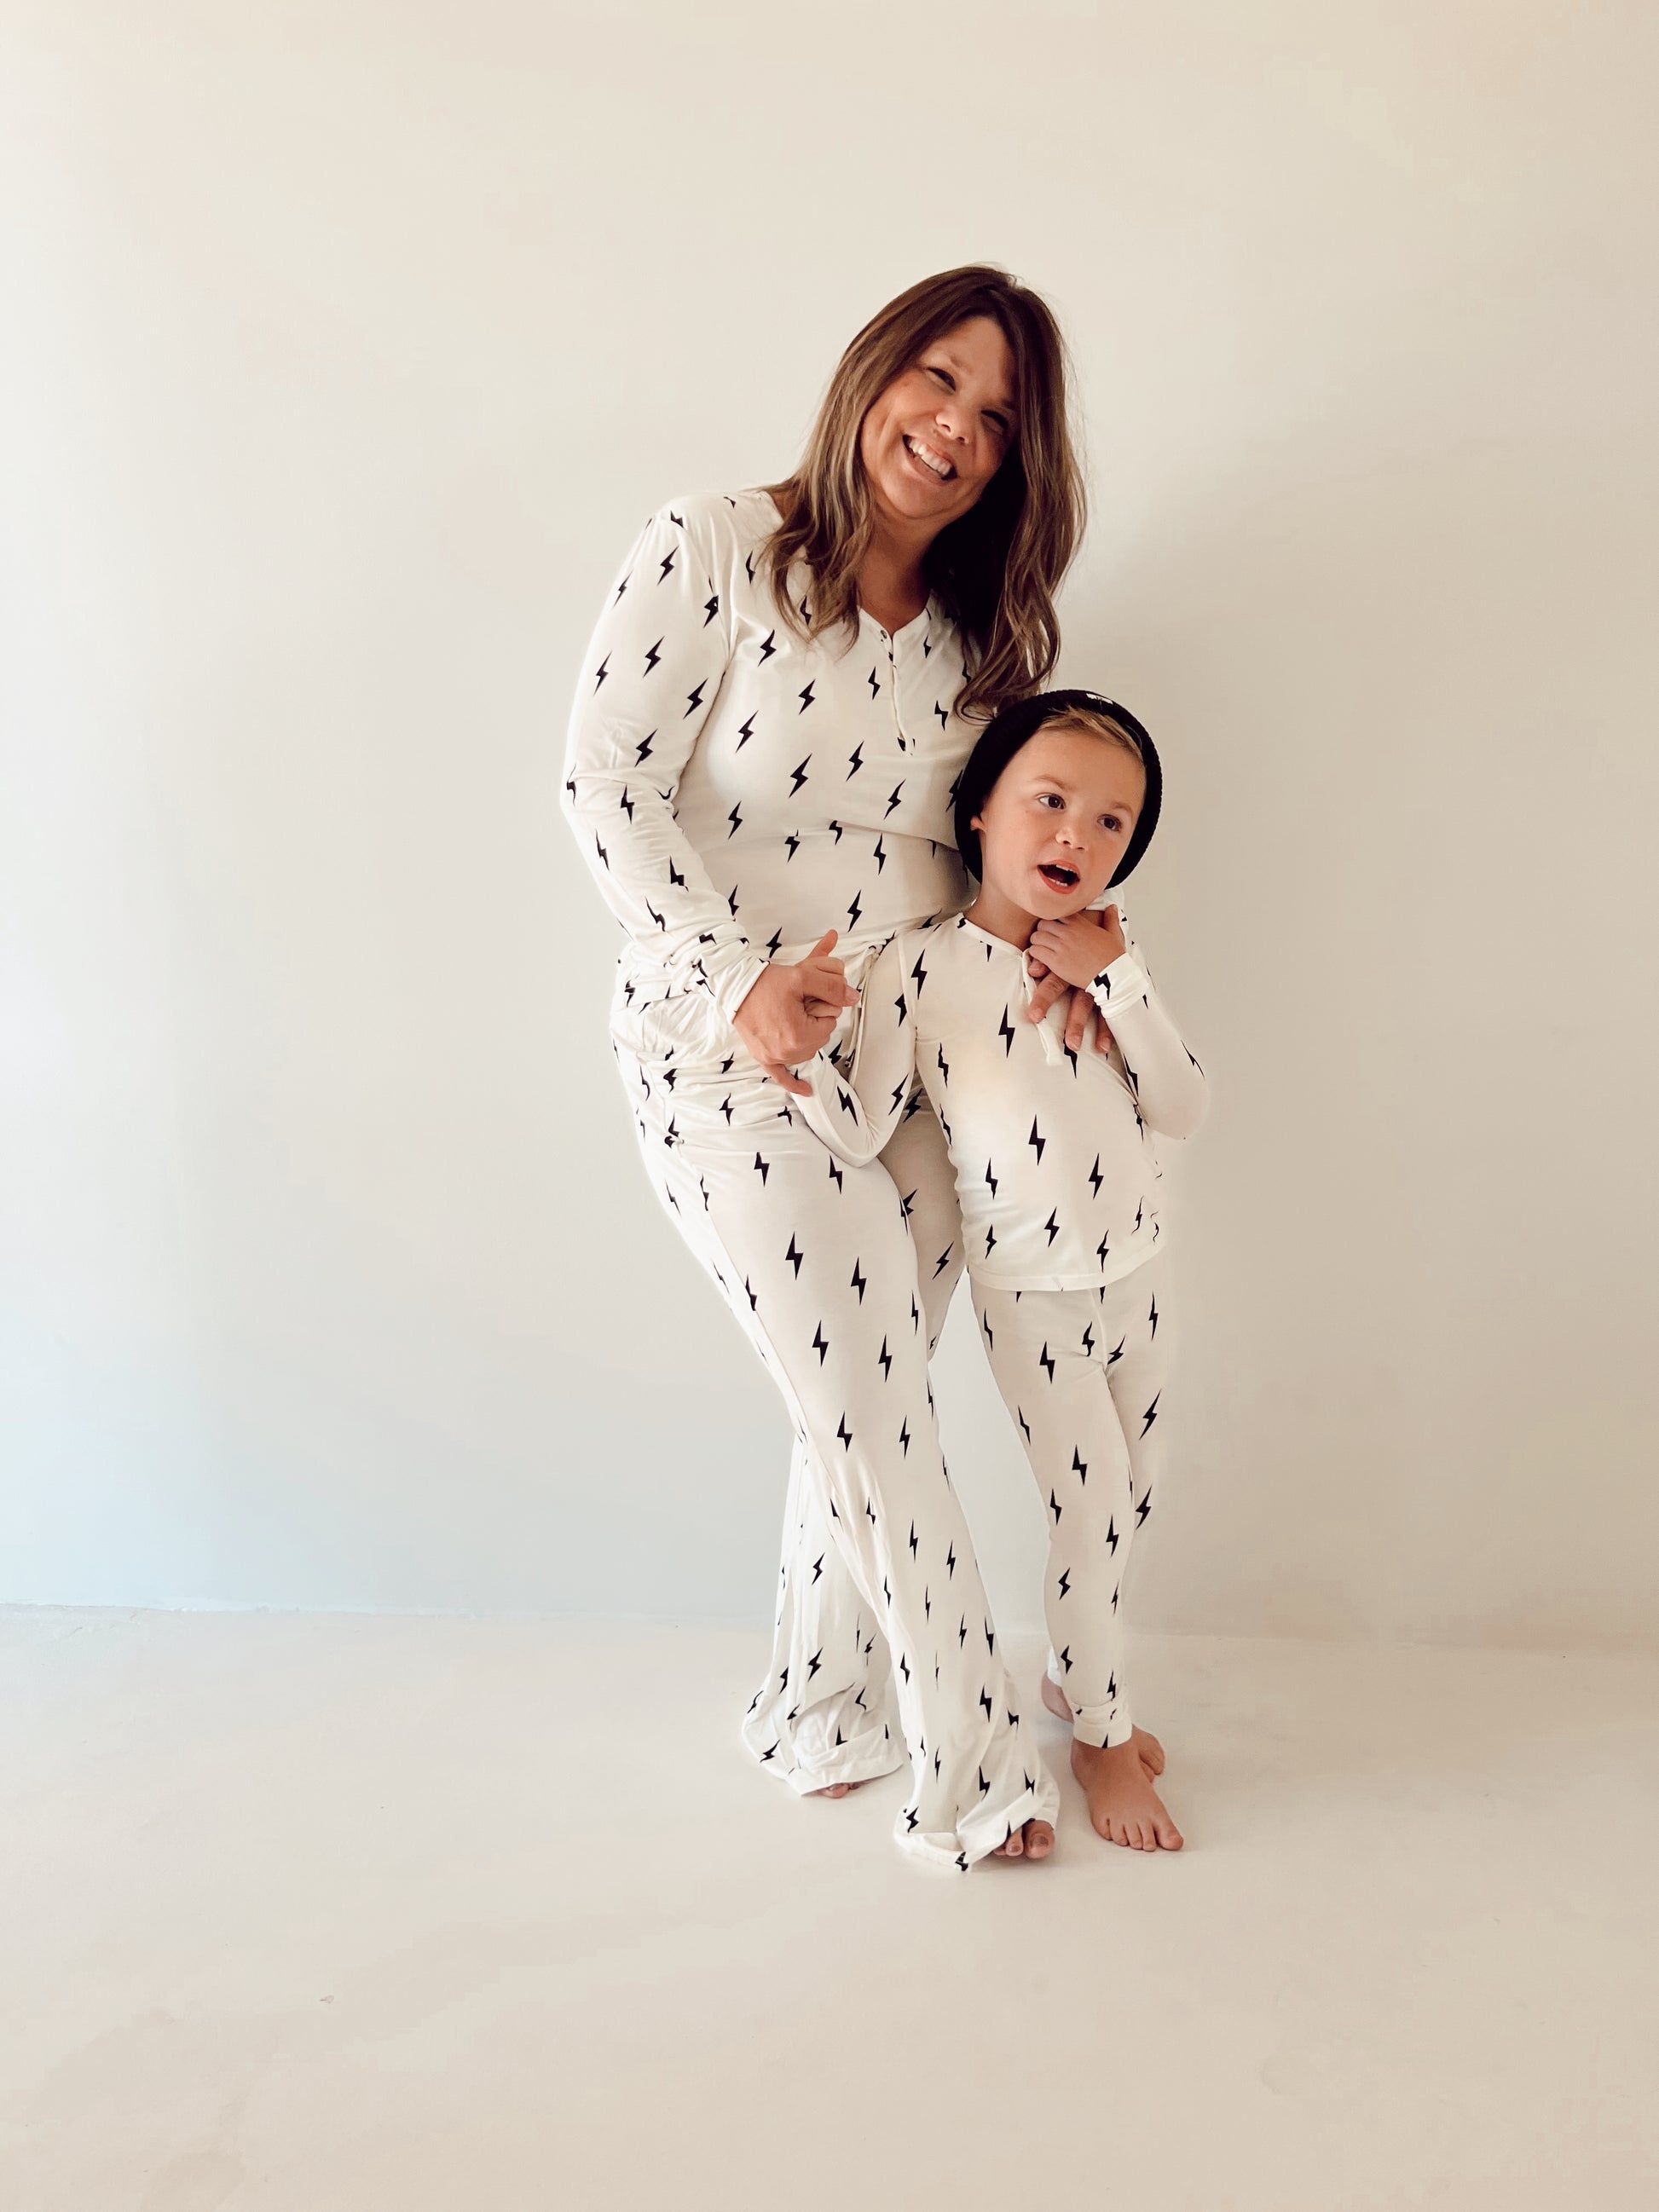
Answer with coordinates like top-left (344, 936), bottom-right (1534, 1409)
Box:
top-left (612, 1024), bottom-right (1061, 1870)
top-left (970, 1251), bottom-right (1175, 1750)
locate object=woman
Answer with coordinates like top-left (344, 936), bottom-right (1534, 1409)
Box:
top-left (563, 265), bottom-right (1095, 1868)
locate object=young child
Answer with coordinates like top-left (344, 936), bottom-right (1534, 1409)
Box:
top-left (795, 690), bottom-right (1208, 1852)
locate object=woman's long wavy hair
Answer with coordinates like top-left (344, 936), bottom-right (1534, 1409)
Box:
top-left (761, 264), bottom-right (1085, 721)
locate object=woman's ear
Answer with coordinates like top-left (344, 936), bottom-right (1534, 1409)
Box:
top-left (969, 813), bottom-right (984, 834)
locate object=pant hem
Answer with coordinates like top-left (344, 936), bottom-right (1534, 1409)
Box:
top-left (777, 1747), bottom-right (907, 1797)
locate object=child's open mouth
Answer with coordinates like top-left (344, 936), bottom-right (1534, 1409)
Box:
top-left (1037, 863), bottom-right (1079, 892)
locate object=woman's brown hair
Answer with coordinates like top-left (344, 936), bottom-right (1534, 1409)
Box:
top-left (762, 264), bottom-right (1085, 721)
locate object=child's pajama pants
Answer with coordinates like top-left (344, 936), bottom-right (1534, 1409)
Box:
top-left (970, 1249), bottom-right (1175, 1749)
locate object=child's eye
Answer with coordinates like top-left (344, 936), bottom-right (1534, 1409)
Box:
top-left (1100, 814), bottom-right (1120, 831)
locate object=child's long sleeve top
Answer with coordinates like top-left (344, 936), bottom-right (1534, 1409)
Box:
top-left (799, 908), bottom-right (1209, 1291)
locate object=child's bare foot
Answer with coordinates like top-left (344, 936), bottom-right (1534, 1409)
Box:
top-left (1071, 1737), bottom-right (1183, 1851)
top-left (1039, 1672), bottom-right (1165, 1776)
top-left (991, 1819), bottom-right (1055, 1861)
top-left (810, 1780), bottom-right (864, 1799)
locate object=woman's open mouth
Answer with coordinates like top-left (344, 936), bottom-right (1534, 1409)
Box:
top-left (1037, 862), bottom-right (1079, 892)
top-left (903, 434), bottom-right (955, 482)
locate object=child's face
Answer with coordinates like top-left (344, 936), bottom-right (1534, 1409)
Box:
top-left (970, 724), bottom-right (1145, 920)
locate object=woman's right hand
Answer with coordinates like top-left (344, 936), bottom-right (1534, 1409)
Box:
top-left (732, 929), bottom-right (859, 1096)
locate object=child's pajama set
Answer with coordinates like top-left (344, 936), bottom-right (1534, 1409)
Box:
top-left (799, 909), bottom-right (1209, 1750)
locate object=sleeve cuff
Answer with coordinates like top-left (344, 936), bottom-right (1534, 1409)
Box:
top-left (706, 947), bottom-right (770, 1025)
top-left (1086, 953), bottom-right (1149, 1014)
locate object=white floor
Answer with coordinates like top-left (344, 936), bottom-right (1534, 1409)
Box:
top-left (2, 1610), bottom-right (1656, 2211)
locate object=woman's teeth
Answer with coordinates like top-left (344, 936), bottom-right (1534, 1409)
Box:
top-left (904, 435), bottom-right (953, 480)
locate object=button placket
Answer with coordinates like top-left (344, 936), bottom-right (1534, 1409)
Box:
top-left (883, 628), bottom-right (907, 753)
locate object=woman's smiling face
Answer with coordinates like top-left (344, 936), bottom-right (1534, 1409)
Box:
top-left (858, 315), bottom-right (1017, 534)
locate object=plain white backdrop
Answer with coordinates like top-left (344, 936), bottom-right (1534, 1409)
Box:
top-left (3, 0), bottom-right (1656, 1648)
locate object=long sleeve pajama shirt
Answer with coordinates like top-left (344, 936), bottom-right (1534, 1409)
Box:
top-left (563, 487), bottom-right (1061, 1867)
top-left (796, 909), bottom-right (1210, 1747)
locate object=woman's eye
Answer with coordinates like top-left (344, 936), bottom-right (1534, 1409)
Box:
top-left (1038, 793), bottom-right (1061, 809)
top-left (928, 366), bottom-right (954, 388)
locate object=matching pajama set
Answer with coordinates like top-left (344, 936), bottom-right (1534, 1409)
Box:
top-left (562, 488), bottom-right (1062, 1868)
top-left (796, 910), bottom-right (1209, 1749)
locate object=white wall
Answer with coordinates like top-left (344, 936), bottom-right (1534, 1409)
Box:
top-left (3, 0), bottom-right (1656, 1647)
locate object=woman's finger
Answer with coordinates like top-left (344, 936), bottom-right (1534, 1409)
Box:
top-left (760, 1060), bottom-right (813, 1097)
top-left (1026, 970), bottom-right (1069, 1019)
top-left (802, 963), bottom-right (858, 1006)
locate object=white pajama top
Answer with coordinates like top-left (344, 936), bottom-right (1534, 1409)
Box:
top-left (562, 488), bottom-right (980, 1049)
top-left (800, 909), bottom-right (1210, 1291)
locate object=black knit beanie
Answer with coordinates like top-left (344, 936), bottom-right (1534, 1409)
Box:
top-left (951, 689), bottom-right (1163, 887)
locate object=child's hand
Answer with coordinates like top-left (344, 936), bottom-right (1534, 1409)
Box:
top-left (1027, 905), bottom-right (1128, 990)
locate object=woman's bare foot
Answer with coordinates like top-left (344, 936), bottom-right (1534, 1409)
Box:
top-left (1039, 1672), bottom-right (1165, 1776)
top-left (1071, 1737), bottom-right (1183, 1851)
top-left (810, 1780), bottom-right (864, 1799)
top-left (991, 1819), bottom-right (1055, 1860)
